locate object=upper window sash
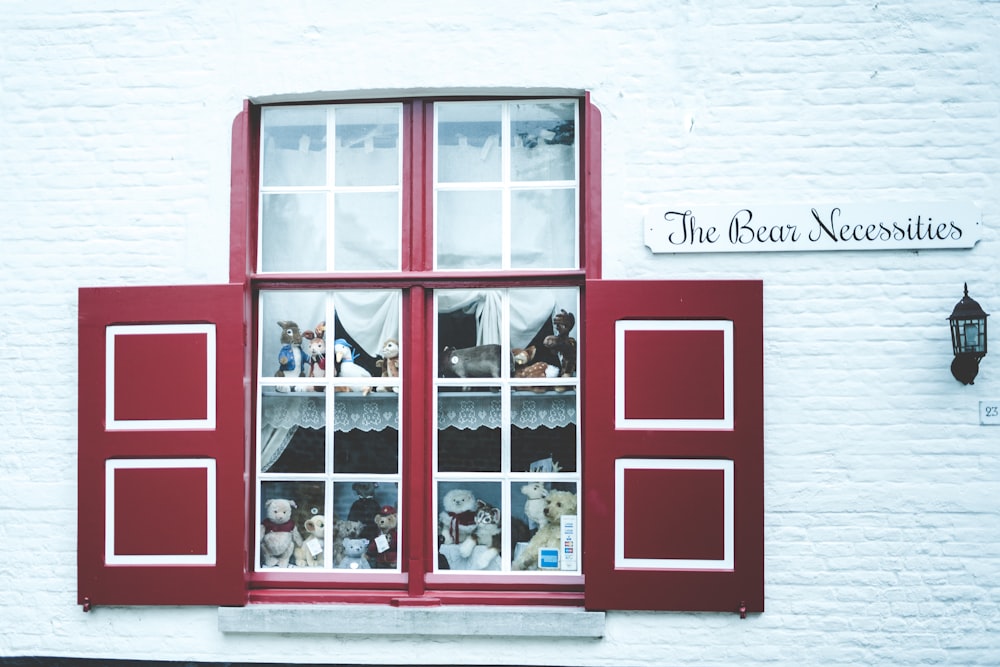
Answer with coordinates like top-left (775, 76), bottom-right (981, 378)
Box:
top-left (433, 100), bottom-right (580, 272)
top-left (257, 103), bottom-right (404, 274)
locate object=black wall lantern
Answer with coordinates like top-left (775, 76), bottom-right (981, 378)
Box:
top-left (948, 283), bottom-right (989, 385)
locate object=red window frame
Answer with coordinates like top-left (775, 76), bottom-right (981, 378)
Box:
top-left (235, 96), bottom-right (600, 605)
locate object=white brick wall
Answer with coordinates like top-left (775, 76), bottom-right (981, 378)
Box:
top-left (1, 1), bottom-right (998, 664)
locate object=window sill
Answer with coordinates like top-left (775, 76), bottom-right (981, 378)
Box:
top-left (218, 603), bottom-right (606, 638)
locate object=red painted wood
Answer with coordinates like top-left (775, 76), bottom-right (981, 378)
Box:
top-left (623, 329), bottom-right (725, 420)
top-left (583, 95), bottom-right (602, 279)
top-left (113, 332), bottom-right (209, 421)
top-left (113, 466), bottom-right (209, 556)
top-left (78, 284), bottom-right (247, 608)
top-left (583, 280), bottom-right (763, 613)
top-left (621, 467), bottom-right (725, 561)
top-left (229, 102), bottom-right (255, 284)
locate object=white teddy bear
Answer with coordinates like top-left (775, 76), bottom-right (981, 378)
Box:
top-left (438, 488), bottom-right (478, 558)
top-left (520, 481), bottom-right (549, 529)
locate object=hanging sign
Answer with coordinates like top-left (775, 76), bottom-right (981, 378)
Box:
top-left (644, 203), bottom-right (981, 254)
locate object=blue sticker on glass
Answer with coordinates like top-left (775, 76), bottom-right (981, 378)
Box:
top-left (539, 548), bottom-right (560, 569)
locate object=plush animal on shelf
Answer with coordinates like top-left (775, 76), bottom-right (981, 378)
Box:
top-left (512, 489), bottom-right (577, 571)
top-left (260, 498), bottom-right (303, 567)
top-left (348, 482), bottom-right (381, 540)
top-left (331, 518), bottom-right (364, 567)
top-left (375, 338), bottom-right (400, 392)
top-left (275, 321), bottom-right (310, 392)
top-left (543, 309), bottom-right (577, 385)
top-left (468, 499), bottom-right (502, 569)
top-left (512, 345), bottom-right (559, 392)
top-left (302, 323), bottom-right (327, 391)
top-left (333, 338), bottom-right (372, 395)
top-left (438, 488), bottom-right (478, 553)
top-left (293, 514), bottom-right (326, 567)
top-left (520, 481), bottom-right (549, 529)
top-left (368, 505), bottom-right (398, 569)
top-left (439, 344), bottom-right (502, 379)
top-left (336, 537), bottom-right (371, 569)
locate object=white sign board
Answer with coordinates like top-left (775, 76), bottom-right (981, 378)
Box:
top-left (981, 401), bottom-right (1000, 426)
top-left (644, 203), bottom-right (981, 254)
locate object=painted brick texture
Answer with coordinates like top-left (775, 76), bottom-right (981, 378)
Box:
top-left (1, 1), bottom-right (998, 664)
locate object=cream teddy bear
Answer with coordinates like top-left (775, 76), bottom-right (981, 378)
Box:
top-left (512, 490), bottom-right (577, 571)
top-left (260, 498), bottom-right (303, 567)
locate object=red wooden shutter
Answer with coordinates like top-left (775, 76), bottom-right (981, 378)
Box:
top-left (78, 284), bottom-right (248, 608)
top-left (583, 280), bottom-right (763, 613)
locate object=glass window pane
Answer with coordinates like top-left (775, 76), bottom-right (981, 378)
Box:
top-left (437, 482), bottom-right (503, 571)
top-left (333, 392), bottom-right (399, 474)
top-left (436, 190), bottom-right (502, 270)
top-left (260, 394), bottom-right (326, 473)
top-left (510, 189), bottom-right (577, 269)
top-left (261, 106), bottom-right (328, 187)
top-left (335, 105), bottom-right (400, 187)
top-left (510, 101), bottom-right (576, 182)
top-left (332, 481), bottom-right (399, 570)
top-left (260, 291), bottom-right (327, 384)
top-left (509, 287), bottom-right (579, 384)
top-left (261, 193), bottom-right (327, 273)
top-left (437, 388), bottom-right (501, 472)
top-left (259, 480), bottom-right (326, 568)
top-left (437, 103), bottom-right (502, 183)
top-left (511, 480), bottom-right (578, 572)
top-left (334, 192), bottom-right (399, 271)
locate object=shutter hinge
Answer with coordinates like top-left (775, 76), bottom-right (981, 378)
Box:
top-left (738, 601), bottom-right (747, 619)
top-left (82, 597), bottom-right (92, 612)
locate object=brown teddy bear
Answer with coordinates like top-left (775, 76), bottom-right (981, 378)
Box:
top-left (369, 505), bottom-right (398, 568)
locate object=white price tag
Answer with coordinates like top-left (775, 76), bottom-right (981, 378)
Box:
top-left (305, 537), bottom-right (322, 557)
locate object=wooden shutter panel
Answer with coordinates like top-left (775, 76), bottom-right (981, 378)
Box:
top-left (78, 284), bottom-right (248, 608)
top-left (583, 280), bottom-right (763, 613)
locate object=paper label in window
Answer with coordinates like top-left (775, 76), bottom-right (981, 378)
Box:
top-left (374, 533), bottom-right (390, 553)
top-left (305, 537), bottom-right (323, 557)
top-left (560, 515), bottom-right (578, 571)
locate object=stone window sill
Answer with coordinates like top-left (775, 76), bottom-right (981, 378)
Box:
top-left (218, 603), bottom-right (606, 638)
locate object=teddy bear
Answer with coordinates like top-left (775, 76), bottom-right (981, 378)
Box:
top-left (512, 489), bottom-right (577, 571)
top-left (333, 338), bottom-right (373, 395)
top-left (275, 321), bottom-right (310, 392)
top-left (292, 514), bottom-right (326, 567)
top-left (375, 338), bottom-right (400, 392)
top-left (260, 498), bottom-right (303, 567)
top-left (520, 481), bottom-right (549, 529)
top-left (348, 482), bottom-right (381, 540)
top-left (368, 505), bottom-right (398, 569)
top-left (336, 537), bottom-right (371, 569)
top-left (438, 488), bottom-right (478, 553)
top-left (330, 518), bottom-right (364, 567)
